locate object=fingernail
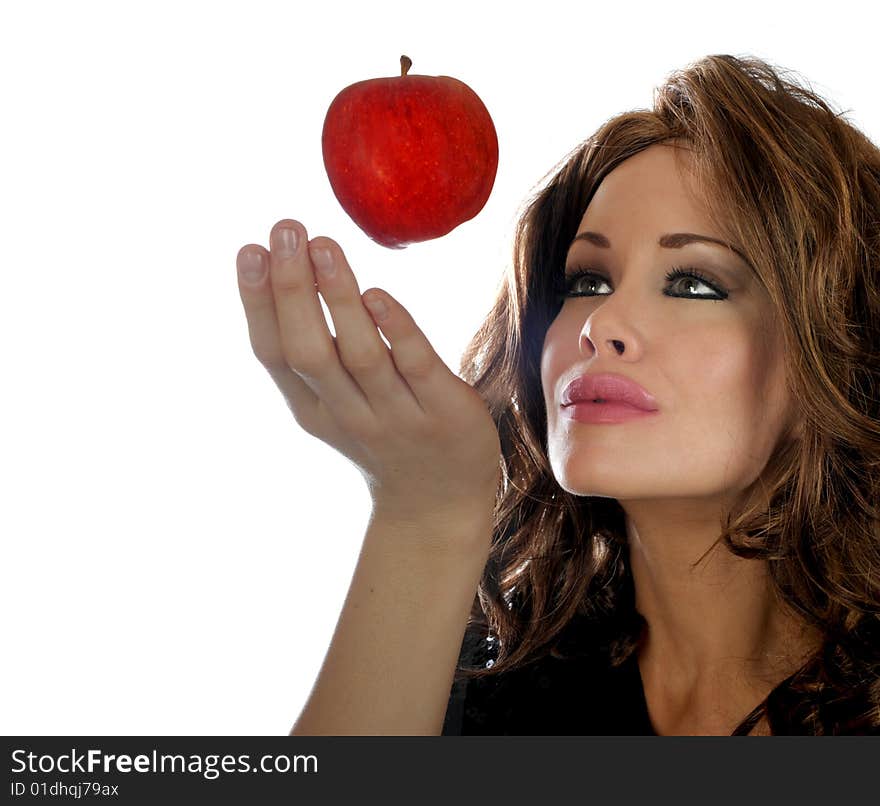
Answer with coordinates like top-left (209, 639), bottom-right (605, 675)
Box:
top-left (237, 248), bottom-right (266, 284)
top-left (310, 245), bottom-right (335, 279)
top-left (275, 226), bottom-right (299, 256)
top-left (364, 294), bottom-right (388, 321)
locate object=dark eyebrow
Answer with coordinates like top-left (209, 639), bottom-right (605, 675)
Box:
top-left (571, 231), bottom-right (753, 270)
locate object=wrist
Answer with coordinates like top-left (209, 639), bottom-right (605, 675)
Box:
top-left (367, 499), bottom-right (495, 558)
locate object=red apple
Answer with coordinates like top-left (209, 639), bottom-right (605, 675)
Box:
top-left (321, 56), bottom-right (499, 249)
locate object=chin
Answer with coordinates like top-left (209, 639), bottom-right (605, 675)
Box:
top-left (553, 471), bottom-right (633, 499)
top-left (551, 452), bottom-right (631, 496)
top-left (560, 483), bottom-right (638, 500)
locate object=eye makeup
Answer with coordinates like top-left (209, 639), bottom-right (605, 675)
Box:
top-left (559, 265), bottom-right (729, 300)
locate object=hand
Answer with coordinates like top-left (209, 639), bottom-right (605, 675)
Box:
top-left (236, 219), bottom-right (501, 531)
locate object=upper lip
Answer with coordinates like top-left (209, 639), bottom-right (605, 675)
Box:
top-left (561, 372), bottom-right (659, 411)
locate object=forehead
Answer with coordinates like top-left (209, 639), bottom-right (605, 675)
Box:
top-left (567, 143), bottom-right (761, 282)
top-left (575, 144), bottom-right (714, 234)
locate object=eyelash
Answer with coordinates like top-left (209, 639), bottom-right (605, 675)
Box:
top-left (560, 265), bottom-right (729, 301)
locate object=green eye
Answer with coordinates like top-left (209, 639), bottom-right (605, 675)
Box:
top-left (560, 266), bottom-right (728, 300)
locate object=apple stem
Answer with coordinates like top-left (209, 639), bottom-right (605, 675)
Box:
top-left (400, 55), bottom-right (412, 76)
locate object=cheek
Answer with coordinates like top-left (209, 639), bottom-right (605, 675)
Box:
top-left (682, 328), bottom-right (790, 461)
top-left (540, 320), bottom-right (569, 405)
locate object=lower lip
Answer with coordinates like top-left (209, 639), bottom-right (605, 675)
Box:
top-left (560, 402), bottom-right (660, 424)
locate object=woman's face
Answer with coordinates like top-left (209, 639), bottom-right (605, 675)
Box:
top-left (540, 143), bottom-right (798, 502)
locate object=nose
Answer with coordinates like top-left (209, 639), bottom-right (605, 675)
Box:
top-left (580, 293), bottom-right (646, 361)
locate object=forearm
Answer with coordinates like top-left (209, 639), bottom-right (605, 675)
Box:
top-left (289, 510), bottom-right (492, 735)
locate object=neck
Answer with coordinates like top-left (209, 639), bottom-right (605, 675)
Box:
top-left (621, 499), bottom-right (820, 732)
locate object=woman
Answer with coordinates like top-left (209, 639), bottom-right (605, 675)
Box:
top-left (236, 54), bottom-right (880, 735)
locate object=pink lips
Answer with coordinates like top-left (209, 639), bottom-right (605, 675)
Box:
top-left (560, 372), bottom-right (659, 411)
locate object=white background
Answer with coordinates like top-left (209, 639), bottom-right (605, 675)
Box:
top-left (2, 0), bottom-right (876, 735)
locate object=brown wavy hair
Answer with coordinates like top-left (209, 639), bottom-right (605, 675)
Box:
top-left (455, 53), bottom-right (880, 734)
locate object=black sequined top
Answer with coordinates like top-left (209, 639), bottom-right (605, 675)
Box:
top-left (441, 625), bottom-right (656, 735)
